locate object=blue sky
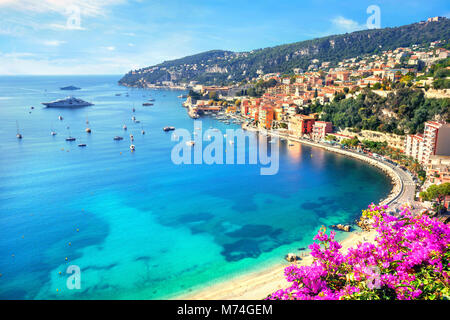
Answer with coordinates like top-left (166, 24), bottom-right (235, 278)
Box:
top-left (0, 0), bottom-right (449, 75)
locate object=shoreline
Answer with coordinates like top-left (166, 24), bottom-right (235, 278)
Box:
top-left (173, 127), bottom-right (410, 300)
top-left (178, 229), bottom-right (378, 300)
top-left (118, 83), bottom-right (188, 91)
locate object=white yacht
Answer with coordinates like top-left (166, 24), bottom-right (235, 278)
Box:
top-left (42, 97), bottom-right (93, 108)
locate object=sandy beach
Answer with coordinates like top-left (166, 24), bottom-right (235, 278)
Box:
top-left (179, 229), bottom-right (377, 300)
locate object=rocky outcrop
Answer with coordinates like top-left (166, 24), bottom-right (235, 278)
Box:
top-left (330, 224), bottom-right (351, 232)
top-left (285, 253), bottom-right (301, 262)
top-left (356, 217), bottom-right (374, 231)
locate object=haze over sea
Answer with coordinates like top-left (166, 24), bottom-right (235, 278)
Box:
top-left (0, 75), bottom-right (391, 299)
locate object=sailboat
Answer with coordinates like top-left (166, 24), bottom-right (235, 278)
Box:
top-left (129, 134), bottom-right (135, 151)
top-left (141, 123), bottom-right (145, 135)
top-left (16, 121), bottom-right (22, 139)
top-left (50, 123), bottom-right (57, 136)
top-left (65, 126), bottom-right (76, 141)
top-left (85, 115), bottom-right (91, 133)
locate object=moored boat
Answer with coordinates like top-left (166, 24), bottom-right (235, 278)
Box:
top-left (16, 121), bottom-right (22, 139)
top-left (42, 97), bottom-right (93, 108)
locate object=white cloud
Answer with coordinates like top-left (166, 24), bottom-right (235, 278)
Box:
top-left (0, 31), bottom-right (198, 75)
top-left (43, 40), bottom-right (67, 46)
top-left (0, 0), bottom-right (126, 17)
top-left (47, 23), bottom-right (87, 31)
top-left (331, 16), bottom-right (365, 33)
top-left (3, 52), bottom-right (35, 58)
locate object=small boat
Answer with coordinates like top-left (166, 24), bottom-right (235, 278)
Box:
top-left (51, 131), bottom-right (57, 136)
top-left (142, 103), bottom-right (153, 106)
top-left (58, 116), bottom-right (63, 120)
top-left (130, 144), bottom-right (135, 151)
top-left (78, 143), bottom-right (87, 147)
top-left (132, 108), bottom-right (135, 112)
top-left (113, 136), bottom-right (123, 141)
top-left (123, 125), bottom-right (127, 130)
top-left (163, 126), bottom-right (175, 132)
top-left (115, 93), bottom-right (122, 96)
top-left (85, 128), bottom-right (91, 133)
top-left (134, 120), bottom-right (140, 123)
top-left (130, 134), bottom-right (134, 141)
top-left (132, 116), bottom-right (136, 121)
top-left (148, 98), bottom-right (155, 102)
top-left (186, 141), bottom-right (195, 146)
top-left (65, 126), bottom-right (76, 141)
top-left (16, 121), bottom-right (22, 139)
top-left (141, 130), bottom-right (145, 135)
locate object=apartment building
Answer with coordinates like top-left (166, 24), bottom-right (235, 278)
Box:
top-left (405, 122), bottom-right (450, 164)
top-left (312, 121), bottom-right (333, 141)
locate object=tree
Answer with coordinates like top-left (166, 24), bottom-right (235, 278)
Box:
top-left (420, 183), bottom-right (450, 207)
top-left (208, 91), bottom-right (218, 101)
top-left (372, 82), bottom-right (381, 90)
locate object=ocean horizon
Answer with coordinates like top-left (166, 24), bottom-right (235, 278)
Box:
top-left (0, 75), bottom-right (392, 299)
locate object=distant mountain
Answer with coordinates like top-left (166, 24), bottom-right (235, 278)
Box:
top-left (119, 18), bottom-right (450, 87)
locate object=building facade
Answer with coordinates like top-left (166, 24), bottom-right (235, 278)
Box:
top-left (312, 121), bottom-right (333, 141)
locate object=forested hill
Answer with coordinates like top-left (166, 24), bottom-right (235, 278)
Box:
top-left (119, 18), bottom-right (450, 87)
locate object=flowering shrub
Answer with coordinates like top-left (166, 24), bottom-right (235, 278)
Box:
top-left (266, 204), bottom-right (450, 300)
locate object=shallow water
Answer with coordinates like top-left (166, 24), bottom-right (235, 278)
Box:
top-left (0, 75), bottom-right (391, 299)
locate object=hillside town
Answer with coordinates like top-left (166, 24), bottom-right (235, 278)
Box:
top-left (183, 38), bottom-right (450, 212)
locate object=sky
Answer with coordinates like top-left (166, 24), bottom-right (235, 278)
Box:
top-left (0, 0), bottom-right (449, 75)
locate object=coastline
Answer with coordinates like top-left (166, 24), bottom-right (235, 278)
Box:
top-left (118, 82), bottom-right (188, 90)
top-left (179, 229), bottom-right (378, 300)
top-left (174, 127), bottom-right (410, 300)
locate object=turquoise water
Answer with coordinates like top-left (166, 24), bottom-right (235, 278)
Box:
top-left (0, 75), bottom-right (391, 299)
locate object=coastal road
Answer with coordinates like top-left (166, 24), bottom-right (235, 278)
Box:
top-left (384, 162), bottom-right (421, 212)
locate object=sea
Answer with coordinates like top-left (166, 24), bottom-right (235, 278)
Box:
top-left (0, 75), bottom-right (391, 299)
